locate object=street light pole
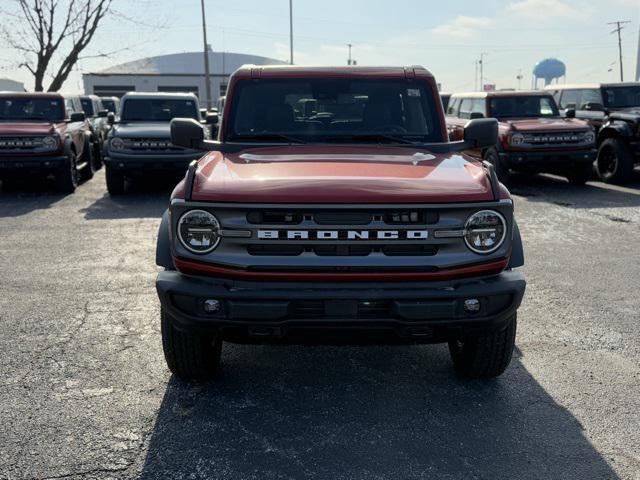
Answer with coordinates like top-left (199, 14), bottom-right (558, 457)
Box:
top-left (200, 0), bottom-right (212, 109)
top-left (347, 43), bottom-right (352, 65)
top-left (289, 0), bottom-right (294, 64)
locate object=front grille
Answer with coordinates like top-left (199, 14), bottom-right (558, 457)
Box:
top-left (247, 244), bottom-right (438, 257)
top-left (291, 299), bottom-right (392, 318)
top-left (0, 136), bottom-right (46, 152)
top-left (123, 138), bottom-right (182, 151)
top-left (522, 131), bottom-right (589, 146)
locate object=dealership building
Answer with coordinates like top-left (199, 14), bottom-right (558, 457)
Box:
top-left (82, 50), bottom-right (285, 101)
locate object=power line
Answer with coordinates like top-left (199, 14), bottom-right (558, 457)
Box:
top-left (608, 20), bottom-right (631, 82)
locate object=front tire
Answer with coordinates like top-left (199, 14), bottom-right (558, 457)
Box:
top-left (484, 148), bottom-right (509, 184)
top-left (161, 307), bottom-right (222, 381)
top-left (596, 137), bottom-right (634, 184)
top-left (81, 143), bottom-right (96, 181)
top-left (448, 314), bottom-right (517, 379)
top-left (54, 150), bottom-right (79, 193)
top-left (105, 165), bottom-right (125, 195)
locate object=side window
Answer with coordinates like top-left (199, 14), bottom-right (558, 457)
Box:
top-left (578, 89), bottom-right (603, 109)
top-left (559, 90), bottom-right (579, 109)
top-left (459, 98), bottom-right (472, 119)
top-left (540, 97), bottom-right (555, 115)
top-left (471, 98), bottom-right (485, 116)
top-left (446, 97), bottom-right (460, 116)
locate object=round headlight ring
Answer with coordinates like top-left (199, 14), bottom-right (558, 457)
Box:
top-left (464, 210), bottom-right (507, 255)
top-left (110, 137), bottom-right (125, 151)
top-left (510, 133), bottom-right (525, 146)
top-left (177, 209), bottom-right (221, 254)
top-left (42, 135), bottom-right (58, 150)
top-left (584, 131), bottom-right (595, 144)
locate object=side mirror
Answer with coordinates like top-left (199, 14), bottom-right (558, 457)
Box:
top-left (469, 111), bottom-right (484, 120)
top-left (69, 112), bottom-right (85, 122)
top-left (107, 112), bottom-right (115, 125)
top-left (463, 118), bottom-right (498, 148)
top-left (98, 109), bottom-right (108, 118)
top-left (564, 108), bottom-right (576, 118)
top-left (583, 102), bottom-right (604, 112)
top-left (204, 112), bottom-right (219, 125)
top-left (171, 118), bottom-right (204, 149)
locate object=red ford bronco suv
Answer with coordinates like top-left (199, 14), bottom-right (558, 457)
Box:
top-left (155, 66), bottom-right (526, 381)
top-left (0, 92), bottom-right (95, 192)
top-left (446, 91), bottom-right (596, 184)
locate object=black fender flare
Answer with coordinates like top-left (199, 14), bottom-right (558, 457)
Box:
top-left (598, 120), bottom-right (634, 142)
top-left (508, 220), bottom-right (524, 269)
top-left (63, 136), bottom-right (75, 158)
top-left (156, 209), bottom-right (175, 269)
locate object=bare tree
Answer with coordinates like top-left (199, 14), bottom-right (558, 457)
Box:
top-left (1, 0), bottom-right (112, 92)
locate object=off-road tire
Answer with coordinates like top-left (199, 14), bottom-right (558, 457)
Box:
top-left (81, 143), bottom-right (96, 181)
top-left (105, 165), bottom-right (125, 195)
top-left (161, 307), bottom-right (222, 381)
top-left (566, 163), bottom-right (592, 185)
top-left (92, 139), bottom-right (103, 171)
top-left (596, 137), bottom-right (634, 184)
top-left (448, 314), bottom-right (517, 379)
top-left (54, 150), bottom-right (79, 193)
top-left (484, 148), bottom-right (509, 184)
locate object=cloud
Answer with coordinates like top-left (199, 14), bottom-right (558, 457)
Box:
top-left (507, 0), bottom-right (593, 19)
top-left (431, 16), bottom-right (494, 38)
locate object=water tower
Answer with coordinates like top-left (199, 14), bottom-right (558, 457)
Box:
top-left (532, 58), bottom-right (566, 88)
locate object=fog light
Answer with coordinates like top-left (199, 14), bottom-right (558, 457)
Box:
top-left (463, 298), bottom-right (480, 313)
top-left (203, 299), bottom-right (221, 313)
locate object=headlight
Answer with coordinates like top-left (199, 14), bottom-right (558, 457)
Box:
top-left (42, 136), bottom-right (58, 150)
top-left (583, 131), bottom-right (595, 144)
top-left (110, 137), bottom-right (125, 151)
top-left (464, 210), bottom-right (507, 254)
top-left (509, 133), bottom-right (525, 146)
top-left (178, 210), bottom-right (221, 254)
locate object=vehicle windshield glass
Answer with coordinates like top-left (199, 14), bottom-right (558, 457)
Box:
top-left (102, 99), bottom-right (116, 113)
top-left (0, 97), bottom-right (65, 121)
top-left (120, 98), bottom-right (199, 122)
top-left (489, 96), bottom-right (559, 118)
top-left (602, 86), bottom-right (640, 109)
top-left (80, 98), bottom-right (95, 116)
top-left (227, 78), bottom-right (442, 143)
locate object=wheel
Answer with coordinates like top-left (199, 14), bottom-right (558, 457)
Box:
top-left (448, 314), bottom-right (517, 379)
top-left (566, 163), bottom-right (592, 185)
top-left (81, 143), bottom-right (96, 181)
top-left (483, 148), bottom-right (509, 184)
top-left (93, 139), bottom-right (103, 171)
top-left (105, 165), bottom-right (125, 195)
top-left (596, 137), bottom-right (634, 184)
top-left (161, 307), bottom-right (222, 381)
top-left (54, 150), bottom-right (79, 193)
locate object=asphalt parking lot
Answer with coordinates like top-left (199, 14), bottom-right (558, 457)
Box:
top-left (0, 170), bottom-right (639, 480)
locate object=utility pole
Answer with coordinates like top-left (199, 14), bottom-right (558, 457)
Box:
top-left (347, 43), bottom-right (352, 65)
top-left (479, 53), bottom-right (487, 91)
top-left (474, 60), bottom-right (478, 91)
top-left (516, 69), bottom-right (523, 90)
top-left (608, 20), bottom-right (630, 82)
top-left (200, 0), bottom-right (212, 109)
top-left (635, 24), bottom-right (640, 81)
top-left (289, 0), bottom-right (294, 64)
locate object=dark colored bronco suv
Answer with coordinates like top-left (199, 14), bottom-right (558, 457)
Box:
top-left (103, 92), bottom-right (214, 195)
top-left (0, 92), bottom-right (95, 192)
top-left (155, 66), bottom-right (526, 381)
top-left (546, 83), bottom-right (640, 184)
top-left (446, 91), bottom-right (596, 184)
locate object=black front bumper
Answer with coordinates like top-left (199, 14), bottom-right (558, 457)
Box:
top-left (104, 151), bottom-right (203, 175)
top-left (156, 270), bottom-right (526, 344)
top-left (500, 149), bottom-right (596, 170)
top-left (0, 155), bottom-right (67, 175)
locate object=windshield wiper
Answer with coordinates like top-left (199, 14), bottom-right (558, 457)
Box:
top-left (230, 133), bottom-right (307, 144)
top-left (324, 133), bottom-right (422, 145)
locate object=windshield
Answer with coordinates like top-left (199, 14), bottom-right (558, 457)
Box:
top-left (0, 97), bottom-right (65, 122)
top-left (80, 98), bottom-right (95, 116)
top-left (120, 98), bottom-right (198, 122)
top-left (227, 79), bottom-right (442, 143)
top-left (602, 86), bottom-right (640, 109)
top-left (102, 99), bottom-right (116, 113)
top-left (489, 96), bottom-right (559, 118)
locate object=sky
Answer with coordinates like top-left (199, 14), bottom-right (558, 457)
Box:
top-left (1, 0), bottom-right (639, 93)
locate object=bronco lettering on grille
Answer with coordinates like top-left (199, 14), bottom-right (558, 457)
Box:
top-left (257, 230), bottom-right (429, 240)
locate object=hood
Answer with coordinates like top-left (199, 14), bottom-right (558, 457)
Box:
top-left (609, 106), bottom-right (640, 114)
top-left (113, 122), bottom-right (170, 138)
top-left (188, 146), bottom-right (495, 204)
top-left (501, 117), bottom-right (590, 132)
top-left (0, 122), bottom-right (60, 135)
